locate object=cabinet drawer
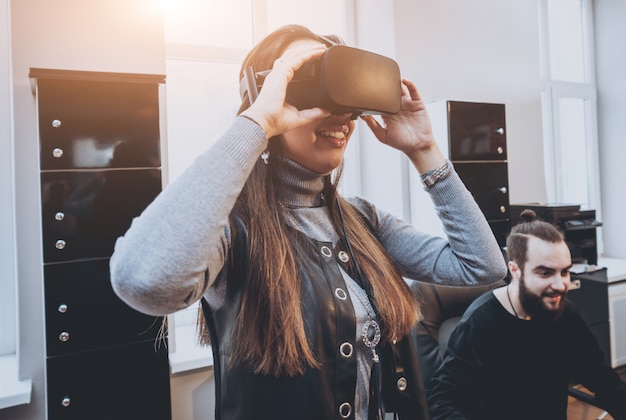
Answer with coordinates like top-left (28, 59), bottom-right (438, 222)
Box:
top-left (488, 219), bottom-right (511, 249)
top-left (47, 341), bottom-right (171, 420)
top-left (453, 162), bottom-right (510, 221)
top-left (567, 270), bottom-right (609, 325)
top-left (41, 169), bottom-right (161, 262)
top-left (448, 101), bottom-right (507, 161)
top-left (44, 259), bottom-right (163, 356)
top-left (37, 78), bottom-right (161, 170)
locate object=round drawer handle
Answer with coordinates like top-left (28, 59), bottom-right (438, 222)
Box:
top-left (55, 212), bottom-right (65, 221)
top-left (59, 331), bottom-right (70, 342)
top-left (52, 119), bottom-right (62, 128)
top-left (58, 304), bottom-right (68, 314)
top-left (497, 146), bottom-right (504, 154)
top-left (55, 240), bottom-right (66, 250)
top-left (52, 148), bottom-right (64, 158)
top-left (61, 397), bottom-right (71, 407)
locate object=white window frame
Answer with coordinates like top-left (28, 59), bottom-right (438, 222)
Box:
top-left (539, 0), bottom-right (603, 253)
top-left (0, 0), bottom-right (32, 409)
top-left (0, 0), bottom-right (16, 361)
top-left (545, 82), bottom-right (601, 208)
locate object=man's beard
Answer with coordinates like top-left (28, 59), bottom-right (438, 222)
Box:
top-left (518, 274), bottom-right (567, 323)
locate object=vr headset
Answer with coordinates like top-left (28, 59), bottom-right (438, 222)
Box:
top-left (240, 45), bottom-right (402, 116)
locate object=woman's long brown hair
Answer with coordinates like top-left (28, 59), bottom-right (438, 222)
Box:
top-left (198, 24), bottom-right (421, 377)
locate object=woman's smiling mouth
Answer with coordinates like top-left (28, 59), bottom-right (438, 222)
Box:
top-left (317, 129), bottom-right (348, 147)
top-left (318, 130), bottom-right (346, 139)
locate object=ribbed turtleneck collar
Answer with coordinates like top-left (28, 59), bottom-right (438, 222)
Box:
top-left (276, 156), bottom-right (329, 208)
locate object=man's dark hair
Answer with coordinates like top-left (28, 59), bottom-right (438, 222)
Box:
top-left (506, 209), bottom-right (565, 270)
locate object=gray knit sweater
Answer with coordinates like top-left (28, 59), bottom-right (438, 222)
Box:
top-left (111, 115), bottom-right (506, 316)
top-left (110, 115), bottom-right (507, 417)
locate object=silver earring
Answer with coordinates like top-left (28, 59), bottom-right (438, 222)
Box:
top-left (261, 150), bottom-right (270, 165)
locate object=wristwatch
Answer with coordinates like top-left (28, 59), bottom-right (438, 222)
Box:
top-left (420, 161), bottom-right (450, 188)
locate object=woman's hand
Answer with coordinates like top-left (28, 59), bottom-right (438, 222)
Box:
top-left (240, 44), bottom-right (331, 138)
top-left (360, 79), bottom-right (446, 173)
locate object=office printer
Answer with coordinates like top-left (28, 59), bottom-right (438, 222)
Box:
top-left (510, 203), bottom-right (602, 265)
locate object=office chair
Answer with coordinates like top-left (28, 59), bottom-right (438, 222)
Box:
top-left (410, 280), bottom-right (504, 399)
top-left (410, 280), bottom-right (614, 420)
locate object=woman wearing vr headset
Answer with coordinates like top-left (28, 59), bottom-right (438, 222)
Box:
top-left (110, 24), bottom-right (506, 420)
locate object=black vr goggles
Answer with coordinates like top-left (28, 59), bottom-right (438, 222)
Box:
top-left (240, 45), bottom-right (402, 117)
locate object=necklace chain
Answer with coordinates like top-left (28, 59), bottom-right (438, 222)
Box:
top-left (345, 279), bottom-right (381, 363)
top-left (507, 284), bottom-right (521, 319)
top-left (345, 278), bottom-right (375, 319)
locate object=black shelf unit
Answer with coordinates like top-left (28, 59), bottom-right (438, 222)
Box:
top-left (30, 68), bottom-right (171, 420)
top-left (422, 100), bottom-right (510, 249)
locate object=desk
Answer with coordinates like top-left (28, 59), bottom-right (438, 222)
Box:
top-left (600, 258), bottom-right (626, 368)
top-left (570, 258), bottom-right (626, 368)
top-left (599, 257), bottom-right (626, 283)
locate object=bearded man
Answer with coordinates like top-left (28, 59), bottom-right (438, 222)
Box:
top-left (428, 209), bottom-right (626, 420)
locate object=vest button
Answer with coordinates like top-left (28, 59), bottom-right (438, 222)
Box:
top-left (397, 377), bottom-right (408, 391)
top-left (338, 250), bottom-right (349, 263)
top-left (340, 342), bottom-right (353, 358)
top-left (321, 246), bottom-right (332, 258)
top-left (334, 287), bottom-right (347, 300)
top-left (339, 402), bottom-right (352, 418)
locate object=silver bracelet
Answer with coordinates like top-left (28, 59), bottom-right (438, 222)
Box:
top-left (420, 160), bottom-right (450, 188)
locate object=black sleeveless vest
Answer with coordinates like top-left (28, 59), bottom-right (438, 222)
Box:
top-left (200, 200), bottom-right (430, 420)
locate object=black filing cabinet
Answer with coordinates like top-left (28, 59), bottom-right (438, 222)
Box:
top-left (423, 100), bottom-right (510, 248)
top-left (30, 68), bottom-right (171, 420)
top-left (448, 101), bottom-right (510, 248)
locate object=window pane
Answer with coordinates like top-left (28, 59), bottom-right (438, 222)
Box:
top-left (163, 0), bottom-right (253, 49)
top-left (547, 0), bottom-right (585, 82)
top-left (558, 97), bottom-right (589, 206)
top-left (266, 0), bottom-right (348, 37)
top-left (165, 60), bottom-right (242, 182)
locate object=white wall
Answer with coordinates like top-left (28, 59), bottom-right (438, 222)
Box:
top-left (391, 0), bottom-right (546, 207)
top-left (343, 0), bottom-right (548, 225)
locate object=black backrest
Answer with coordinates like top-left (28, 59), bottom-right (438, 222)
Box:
top-left (410, 280), bottom-right (505, 397)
